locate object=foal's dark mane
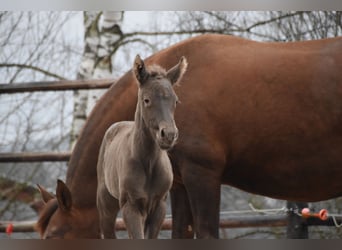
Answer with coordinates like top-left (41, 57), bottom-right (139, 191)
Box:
top-left (146, 65), bottom-right (167, 78)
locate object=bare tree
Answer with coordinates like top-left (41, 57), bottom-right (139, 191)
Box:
top-left (0, 12), bottom-right (80, 237)
top-left (174, 11), bottom-right (342, 41)
top-left (71, 11), bottom-right (124, 147)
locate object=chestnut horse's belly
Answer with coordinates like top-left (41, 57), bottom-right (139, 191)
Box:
top-left (223, 137), bottom-right (342, 202)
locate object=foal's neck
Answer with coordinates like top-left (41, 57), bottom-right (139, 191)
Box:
top-left (132, 103), bottom-right (161, 162)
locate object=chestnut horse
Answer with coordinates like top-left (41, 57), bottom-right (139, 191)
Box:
top-left (36, 34), bottom-right (342, 239)
top-left (97, 55), bottom-right (187, 238)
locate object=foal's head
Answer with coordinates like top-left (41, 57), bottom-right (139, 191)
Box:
top-left (133, 55), bottom-right (187, 150)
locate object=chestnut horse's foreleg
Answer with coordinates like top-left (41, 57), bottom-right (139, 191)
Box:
top-left (145, 196), bottom-right (167, 238)
top-left (182, 163), bottom-right (221, 239)
top-left (170, 184), bottom-right (194, 238)
top-left (97, 184), bottom-right (120, 239)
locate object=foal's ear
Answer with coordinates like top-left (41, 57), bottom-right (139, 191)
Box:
top-left (133, 54), bottom-right (149, 84)
top-left (56, 179), bottom-right (72, 212)
top-left (37, 184), bottom-right (55, 204)
top-left (167, 56), bottom-right (188, 86)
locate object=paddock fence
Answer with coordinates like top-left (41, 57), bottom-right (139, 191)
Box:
top-left (1, 80), bottom-right (342, 239)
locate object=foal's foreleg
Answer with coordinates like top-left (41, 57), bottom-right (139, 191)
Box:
top-left (122, 200), bottom-right (146, 239)
top-left (145, 198), bottom-right (167, 239)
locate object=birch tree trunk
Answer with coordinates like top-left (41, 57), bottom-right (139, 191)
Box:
top-left (70, 11), bottom-right (123, 148)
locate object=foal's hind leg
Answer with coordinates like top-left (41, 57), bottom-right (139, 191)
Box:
top-left (97, 184), bottom-right (120, 239)
top-left (145, 197), bottom-right (167, 238)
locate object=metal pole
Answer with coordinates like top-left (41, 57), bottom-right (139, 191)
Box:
top-left (286, 201), bottom-right (308, 239)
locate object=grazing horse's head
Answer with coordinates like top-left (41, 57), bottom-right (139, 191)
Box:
top-left (133, 55), bottom-right (187, 150)
top-left (35, 180), bottom-right (100, 239)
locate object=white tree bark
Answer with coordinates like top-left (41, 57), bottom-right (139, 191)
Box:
top-left (70, 11), bottom-right (123, 148)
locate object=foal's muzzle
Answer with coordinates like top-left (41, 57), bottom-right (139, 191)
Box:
top-left (157, 126), bottom-right (178, 150)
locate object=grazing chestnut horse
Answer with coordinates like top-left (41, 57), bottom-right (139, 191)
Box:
top-left (97, 55), bottom-right (187, 239)
top-left (36, 34), bottom-right (342, 239)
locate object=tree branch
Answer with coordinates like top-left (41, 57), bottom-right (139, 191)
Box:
top-left (123, 28), bottom-right (226, 38)
top-left (243, 12), bottom-right (303, 32)
top-left (0, 63), bottom-right (66, 80)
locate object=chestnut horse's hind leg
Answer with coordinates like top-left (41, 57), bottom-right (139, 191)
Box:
top-left (170, 184), bottom-right (194, 238)
top-left (97, 184), bottom-right (120, 238)
top-left (182, 163), bottom-right (221, 239)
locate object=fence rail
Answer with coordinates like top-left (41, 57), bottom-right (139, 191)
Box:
top-left (0, 216), bottom-right (287, 234)
top-left (0, 79), bottom-right (114, 94)
top-left (1, 214), bottom-right (341, 234)
top-left (0, 152), bottom-right (71, 163)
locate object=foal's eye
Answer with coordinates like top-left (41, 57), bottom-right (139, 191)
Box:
top-left (143, 98), bottom-right (150, 105)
